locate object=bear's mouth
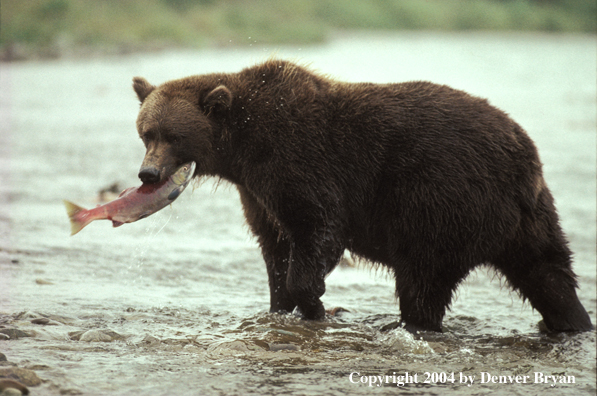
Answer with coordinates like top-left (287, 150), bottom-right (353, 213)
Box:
top-left (159, 165), bottom-right (177, 183)
top-left (138, 163), bottom-right (178, 185)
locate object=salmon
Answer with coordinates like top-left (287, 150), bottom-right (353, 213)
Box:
top-left (64, 161), bottom-right (196, 235)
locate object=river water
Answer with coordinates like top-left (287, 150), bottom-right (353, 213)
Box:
top-left (0, 32), bottom-right (595, 395)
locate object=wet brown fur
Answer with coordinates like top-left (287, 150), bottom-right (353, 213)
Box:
top-left (132, 59), bottom-right (593, 333)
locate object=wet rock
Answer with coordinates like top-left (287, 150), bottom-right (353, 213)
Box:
top-left (141, 335), bottom-right (160, 346)
top-left (13, 312), bottom-right (40, 321)
top-left (208, 340), bottom-right (265, 355)
top-left (45, 314), bottom-right (76, 325)
top-left (182, 342), bottom-right (203, 353)
top-left (30, 318), bottom-right (60, 326)
top-left (427, 342), bottom-right (448, 353)
top-left (0, 367), bottom-right (41, 386)
top-left (68, 331), bottom-right (85, 341)
top-left (73, 329), bottom-right (126, 342)
top-left (380, 321), bottom-right (403, 332)
top-left (271, 329), bottom-right (298, 337)
top-left (0, 329), bottom-right (32, 340)
top-left (101, 329), bottom-right (126, 341)
top-left (80, 330), bottom-right (113, 342)
top-left (252, 340), bottom-right (270, 350)
top-left (1, 387), bottom-right (23, 396)
top-left (0, 355), bottom-right (15, 368)
top-left (268, 343), bottom-right (300, 351)
top-left (0, 379), bottom-right (29, 395)
top-left (1, 388), bottom-right (21, 396)
top-left (15, 312), bottom-right (73, 326)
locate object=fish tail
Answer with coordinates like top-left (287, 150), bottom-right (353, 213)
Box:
top-left (63, 200), bottom-right (90, 236)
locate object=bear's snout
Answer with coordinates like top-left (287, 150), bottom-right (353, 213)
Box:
top-left (138, 166), bottom-right (161, 184)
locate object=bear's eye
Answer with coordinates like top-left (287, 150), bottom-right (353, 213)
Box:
top-left (142, 130), bottom-right (157, 143)
top-left (165, 134), bottom-right (181, 144)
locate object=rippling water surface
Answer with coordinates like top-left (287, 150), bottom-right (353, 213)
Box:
top-left (0, 32), bottom-right (595, 395)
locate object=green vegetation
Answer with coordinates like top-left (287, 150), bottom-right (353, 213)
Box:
top-left (1, 0), bottom-right (595, 60)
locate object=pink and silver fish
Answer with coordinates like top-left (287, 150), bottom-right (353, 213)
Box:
top-left (64, 161), bottom-right (196, 235)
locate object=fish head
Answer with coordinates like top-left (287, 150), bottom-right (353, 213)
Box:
top-left (170, 161), bottom-right (196, 187)
top-left (133, 77), bottom-right (232, 184)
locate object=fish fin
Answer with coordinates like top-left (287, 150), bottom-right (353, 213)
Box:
top-left (167, 186), bottom-right (183, 201)
top-left (112, 220), bottom-right (124, 228)
top-left (63, 200), bottom-right (90, 236)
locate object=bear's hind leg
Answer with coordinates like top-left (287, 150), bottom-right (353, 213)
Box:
top-left (493, 241), bottom-right (593, 332)
top-left (493, 187), bottom-right (593, 332)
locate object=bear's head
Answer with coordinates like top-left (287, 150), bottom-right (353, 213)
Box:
top-left (132, 76), bottom-right (232, 184)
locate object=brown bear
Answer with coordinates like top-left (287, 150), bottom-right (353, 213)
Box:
top-left (132, 59), bottom-right (593, 333)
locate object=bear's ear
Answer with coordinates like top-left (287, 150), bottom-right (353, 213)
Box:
top-left (204, 85), bottom-right (232, 114)
top-left (132, 77), bottom-right (155, 103)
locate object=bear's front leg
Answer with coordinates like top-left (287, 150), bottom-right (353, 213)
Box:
top-left (240, 186), bottom-right (344, 320)
top-left (285, 226), bottom-right (344, 320)
top-left (286, 251), bottom-right (326, 319)
top-left (237, 186), bottom-right (297, 313)
top-left (263, 235), bottom-right (297, 314)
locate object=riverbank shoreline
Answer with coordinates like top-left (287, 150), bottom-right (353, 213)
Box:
top-left (2, 0), bottom-right (595, 62)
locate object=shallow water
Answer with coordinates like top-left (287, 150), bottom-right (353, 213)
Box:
top-left (0, 32), bottom-right (595, 395)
